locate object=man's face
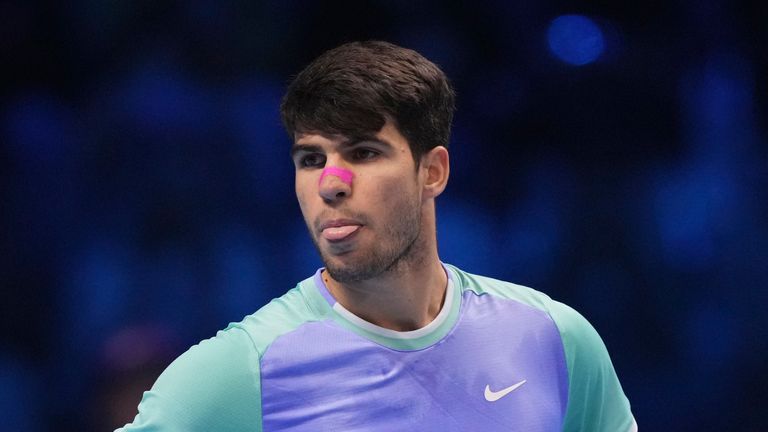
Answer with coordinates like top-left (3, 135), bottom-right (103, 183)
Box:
top-left (291, 121), bottom-right (425, 283)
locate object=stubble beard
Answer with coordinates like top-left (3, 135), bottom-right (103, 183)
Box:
top-left (311, 197), bottom-right (424, 284)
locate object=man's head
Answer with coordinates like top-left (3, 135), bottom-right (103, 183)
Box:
top-left (280, 40), bottom-right (456, 165)
top-left (284, 41), bottom-right (453, 283)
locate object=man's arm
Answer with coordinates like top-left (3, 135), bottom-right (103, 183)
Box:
top-left (116, 325), bottom-right (262, 432)
top-left (548, 301), bottom-right (636, 432)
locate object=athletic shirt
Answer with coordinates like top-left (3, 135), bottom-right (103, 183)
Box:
top-left (118, 264), bottom-right (636, 431)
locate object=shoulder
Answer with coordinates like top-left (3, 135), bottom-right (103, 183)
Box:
top-left (448, 264), bottom-right (598, 336)
top-left (117, 325), bottom-right (262, 431)
top-left (118, 284), bottom-right (327, 431)
top-left (232, 284), bottom-right (329, 354)
top-left (448, 264), bottom-right (575, 322)
top-left (454, 266), bottom-right (611, 369)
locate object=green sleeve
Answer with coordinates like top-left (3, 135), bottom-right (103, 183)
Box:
top-left (549, 301), bottom-right (636, 432)
top-left (115, 326), bottom-right (262, 432)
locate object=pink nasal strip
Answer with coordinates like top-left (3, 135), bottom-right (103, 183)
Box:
top-left (319, 166), bottom-right (354, 185)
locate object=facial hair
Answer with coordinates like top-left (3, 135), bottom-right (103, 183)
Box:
top-left (309, 193), bottom-right (423, 284)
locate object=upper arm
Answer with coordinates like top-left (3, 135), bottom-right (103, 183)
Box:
top-left (116, 326), bottom-right (262, 432)
top-left (549, 302), bottom-right (635, 432)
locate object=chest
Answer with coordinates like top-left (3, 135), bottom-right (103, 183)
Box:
top-left (260, 301), bottom-right (568, 431)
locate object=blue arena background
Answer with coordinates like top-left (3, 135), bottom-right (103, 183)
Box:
top-left (1, 1), bottom-right (766, 430)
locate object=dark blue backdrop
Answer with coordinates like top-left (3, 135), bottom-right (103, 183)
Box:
top-left (1, 1), bottom-right (766, 430)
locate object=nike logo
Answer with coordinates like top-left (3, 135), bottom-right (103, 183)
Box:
top-left (484, 380), bottom-right (527, 402)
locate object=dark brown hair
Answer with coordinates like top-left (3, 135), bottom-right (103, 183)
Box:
top-left (280, 41), bottom-right (456, 164)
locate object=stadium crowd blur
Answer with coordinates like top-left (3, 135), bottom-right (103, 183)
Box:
top-left (1, 1), bottom-right (766, 430)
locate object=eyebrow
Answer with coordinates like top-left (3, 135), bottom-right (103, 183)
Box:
top-left (290, 143), bottom-right (321, 158)
top-left (290, 136), bottom-right (394, 158)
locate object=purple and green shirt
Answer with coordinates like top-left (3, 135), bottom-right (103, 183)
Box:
top-left (119, 264), bottom-right (636, 431)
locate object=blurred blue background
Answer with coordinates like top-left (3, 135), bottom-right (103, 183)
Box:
top-left (1, 1), bottom-right (766, 430)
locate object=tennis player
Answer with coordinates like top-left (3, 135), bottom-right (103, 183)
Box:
top-left (119, 40), bottom-right (636, 431)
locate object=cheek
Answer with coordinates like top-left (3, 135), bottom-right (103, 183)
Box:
top-left (373, 176), bottom-right (416, 207)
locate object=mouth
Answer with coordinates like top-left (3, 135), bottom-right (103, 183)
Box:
top-left (319, 219), bottom-right (363, 242)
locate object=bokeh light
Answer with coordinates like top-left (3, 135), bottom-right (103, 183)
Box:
top-left (547, 14), bottom-right (605, 66)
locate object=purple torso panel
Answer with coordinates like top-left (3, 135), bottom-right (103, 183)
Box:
top-left (260, 289), bottom-right (569, 431)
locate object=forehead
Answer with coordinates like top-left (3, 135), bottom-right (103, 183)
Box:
top-left (293, 131), bottom-right (349, 146)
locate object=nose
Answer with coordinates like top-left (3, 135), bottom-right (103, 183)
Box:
top-left (319, 166), bottom-right (353, 202)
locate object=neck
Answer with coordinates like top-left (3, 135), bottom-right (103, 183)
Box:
top-left (323, 209), bottom-right (447, 332)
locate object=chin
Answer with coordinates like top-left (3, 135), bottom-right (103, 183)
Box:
top-left (323, 255), bottom-right (357, 274)
top-left (323, 257), bottom-right (373, 283)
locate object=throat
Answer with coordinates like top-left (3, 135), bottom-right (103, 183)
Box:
top-left (321, 263), bottom-right (448, 332)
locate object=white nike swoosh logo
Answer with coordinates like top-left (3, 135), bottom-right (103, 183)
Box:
top-left (484, 380), bottom-right (527, 402)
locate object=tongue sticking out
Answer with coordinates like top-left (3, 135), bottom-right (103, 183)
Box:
top-left (322, 225), bottom-right (360, 241)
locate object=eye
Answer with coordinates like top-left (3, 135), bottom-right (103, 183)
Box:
top-left (352, 148), bottom-right (379, 161)
top-left (298, 153), bottom-right (326, 168)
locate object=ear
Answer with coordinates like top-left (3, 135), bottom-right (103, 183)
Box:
top-left (420, 146), bottom-right (450, 200)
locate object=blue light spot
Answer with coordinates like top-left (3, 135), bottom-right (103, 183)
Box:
top-left (547, 15), bottom-right (605, 66)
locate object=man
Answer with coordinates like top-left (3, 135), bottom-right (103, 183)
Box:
top-left (119, 41), bottom-right (636, 431)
